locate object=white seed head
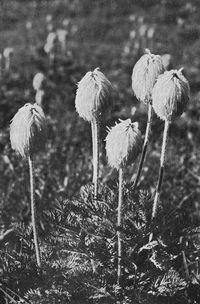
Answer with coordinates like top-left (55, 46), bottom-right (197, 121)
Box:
top-left (161, 54), bottom-right (172, 70)
top-left (44, 43), bottom-right (53, 54)
top-left (131, 49), bottom-right (165, 104)
top-left (139, 24), bottom-right (147, 37)
top-left (33, 72), bottom-right (46, 91)
top-left (46, 32), bottom-right (57, 45)
top-left (129, 30), bottom-right (136, 39)
top-left (26, 21), bottom-right (32, 30)
top-left (56, 29), bottom-right (67, 43)
top-left (147, 27), bottom-right (155, 39)
top-left (46, 14), bottom-right (52, 23)
top-left (152, 69), bottom-right (190, 122)
top-left (10, 103), bottom-right (47, 158)
top-left (105, 119), bottom-right (142, 170)
top-left (75, 67), bottom-right (112, 121)
top-left (62, 18), bottom-right (70, 27)
top-left (35, 90), bottom-right (45, 106)
top-left (3, 47), bottom-right (14, 58)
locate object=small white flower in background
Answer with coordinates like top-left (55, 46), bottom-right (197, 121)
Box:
top-left (33, 72), bottom-right (46, 91)
top-left (46, 14), bottom-right (52, 23)
top-left (152, 68), bottom-right (190, 122)
top-left (129, 30), bottom-right (136, 39)
top-left (44, 43), bottom-right (53, 54)
top-left (57, 29), bottom-right (67, 51)
top-left (161, 54), bottom-right (172, 70)
top-left (147, 27), bottom-right (155, 39)
top-left (105, 119), bottom-right (142, 170)
top-left (57, 29), bottom-right (67, 43)
top-left (138, 16), bottom-right (144, 24)
top-left (129, 14), bottom-right (136, 22)
top-left (46, 32), bottom-right (57, 45)
top-left (139, 24), bottom-right (147, 37)
top-left (3, 47), bottom-right (14, 59)
top-left (62, 18), bottom-right (70, 28)
top-left (35, 90), bottom-right (45, 107)
top-left (131, 48), bottom-right (165, 103)
top-left (3, 47), bottom-right (14, 71)
top-left (26, 21), bottom-right (32, 30)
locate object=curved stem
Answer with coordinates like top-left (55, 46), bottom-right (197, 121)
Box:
top-left (133, 103), bottom-right (153, 190)
top-left (117, 167), bottom-right (123, 285)
top-left (91, 117), bottom-right (100, 199)
top-left (152, 120), bottom-right (170, 220)
top-left (28, 156), bottom-right (41, 268)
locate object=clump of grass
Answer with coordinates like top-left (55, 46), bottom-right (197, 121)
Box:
top-left (131, 49), bottom-right (165, 191)
top-left (105, 118), bottom-right (142, 285)
top-left (152, 68), bottom-right (190, 219)
top-left (75, 67), bottom-right (112, 199)
top-left (10, 103), bottom-right (47, 268)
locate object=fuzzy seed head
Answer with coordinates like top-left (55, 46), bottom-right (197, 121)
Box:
top-left (46, 32), bottom-right (57, 45)
top-left (10, 103), bottom-right (47, 158)
top-left (75, 67), bottom-right (112, 121)
top-left (3, 47), bottom-right (14, 58)
top-left (105, 119), bottom-right (142, 170)
top-left (33, 72), bottom-right (46, 91)
top-left (131, 49), bottom-right (165, 104)
top-left (152, 69), bottom-right (190, 122)
top-left (57, 29), bottom-right (67, 43)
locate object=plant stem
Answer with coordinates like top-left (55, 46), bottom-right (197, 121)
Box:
top-left (152, 120), bottom-right (170, 220)
top-left (133, 103), bottom-right (153, 190)
top-left (91, 116), bottom-right (100, 199)
top-left (117, 167), bottom-right (123, 285)
top-left (28, 155), bottom-right (41, 268)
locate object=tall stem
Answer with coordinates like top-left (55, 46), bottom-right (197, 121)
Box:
top-left (133, 103), bottom-right (153, 190)
top-left (117, 167), bottom-right (123, 285)
top-left (152, 120), bottom-right (170, 220)
top-left (28, 156), bottom-right (41, 268)
top-left (91, 116), bottom-right (100, 199)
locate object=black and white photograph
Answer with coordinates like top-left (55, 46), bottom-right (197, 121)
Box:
top-left (0, 0), bottom-right (199, 303)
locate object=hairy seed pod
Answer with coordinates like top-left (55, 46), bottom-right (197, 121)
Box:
top-left (33, 72), bottom-right (46, 91)
top-left (10, 103), bottom-right (46, 158)
top-left (3, 47), bottom-right (14, 58)
top-left (152, 69), bottom-right (190, 122)
top-left (75, 67), bottom-right (112, 121)
top-left (46, 32), bottom-right (57, 45)
top-left (105, 119), bottom-right (142, 170)
top-left (132, 49), bottom-right (165, 103)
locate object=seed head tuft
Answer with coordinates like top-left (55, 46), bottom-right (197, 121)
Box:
top-left (131, 49), bottom-right (165, 104)
top-left (75, 67), bottom-right (112, 121)
top-left (10, 103), bottom-right (47, 158)
top-left (152, 69), bottom-right (190, 122)
top-left (105, 119), bottom-right (142, 170)
top-left (33, 72), bottom-right (46, 91)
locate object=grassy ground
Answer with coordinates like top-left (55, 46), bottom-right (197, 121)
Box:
top-left (0, 0), bottom-right (200, 303)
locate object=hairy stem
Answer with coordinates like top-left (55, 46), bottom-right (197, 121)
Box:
top-left (28, 156), bottom-right (41, 268)
top-left (133, 103), bottom-right (153, 190)
top-left (117, 167), bottom-right (123, 285)
top-left (91, 117), bottom-right (100, 199)
top-left (152, 120), bottom-right (170, 220)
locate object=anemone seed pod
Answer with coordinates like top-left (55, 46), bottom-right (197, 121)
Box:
top-left (33, 73), bottom-right (46, 107)
top-left (105, 119), bottom-right (142, 285)
top-left (3, 47), bottom-right (14, 71)
top-left (131, 49), bottom-right (165, 191)
top-left (151, 68), bottom-right (190, 219)
top-left (33, 72), bottom-right (46, 91)
top-left (10, 103), bottom-right (47, 267)
top-left (75, 67), bottom-right (112, 199)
